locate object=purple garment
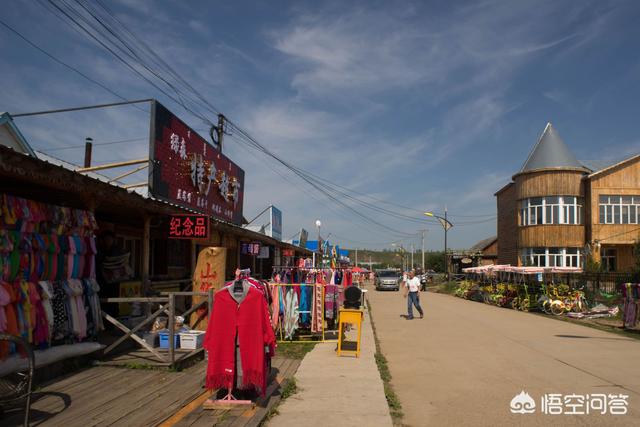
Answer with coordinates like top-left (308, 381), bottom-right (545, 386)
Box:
top-left (324, 283), bottom-right (338, 319)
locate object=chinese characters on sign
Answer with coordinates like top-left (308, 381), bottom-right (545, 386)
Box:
top-left (198, 261), bottom-right (218, 292)
top-left (168, 214), bottom-right (209, 239)
top-left (282, 249), bottom-right (295, 257)
top-left (241, 242), bottom-right (261, 256)
top-left (150, 101), bottom-right (245, 225)
top-left (510, 391), bottom-right (629, 415)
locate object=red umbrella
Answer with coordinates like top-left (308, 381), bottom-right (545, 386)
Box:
top-left (352, 266), bottom-right (365, 272)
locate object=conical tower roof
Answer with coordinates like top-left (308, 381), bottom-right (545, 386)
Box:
top-left (520, 123), bottom-right (585, 173)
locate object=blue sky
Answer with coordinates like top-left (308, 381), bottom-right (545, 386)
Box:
top-left (2, 0), bottom-right (640, 251)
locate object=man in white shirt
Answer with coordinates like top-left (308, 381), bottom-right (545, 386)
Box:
top-left (403, 270), bottom-right (424, 319)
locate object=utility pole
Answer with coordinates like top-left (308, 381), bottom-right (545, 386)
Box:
top-left (355, 248), bottom-right (358, 267)
top-left (411, 244), bottom-right (414, 270)
top-left (216, 114), bottom-right (225, 152)
top-left (421, 229), bottom-right (426, 271)
top-left (445, 206), bottom-right (449, 280)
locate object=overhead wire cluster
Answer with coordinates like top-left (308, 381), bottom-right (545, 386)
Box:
top-left (11, 0), bottom-right (496, 245)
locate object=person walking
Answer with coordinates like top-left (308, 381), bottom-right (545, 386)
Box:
top-left (403, 270), bottom-right (424, 320)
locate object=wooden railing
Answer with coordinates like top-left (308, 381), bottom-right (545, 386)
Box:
top-left (101, 287), bottom-right (213, 367)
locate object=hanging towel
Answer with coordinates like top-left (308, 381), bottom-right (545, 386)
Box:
top-left (283, 288), bottom-right (299, 339)
top-left (39, 281), bottom-right (55, 341)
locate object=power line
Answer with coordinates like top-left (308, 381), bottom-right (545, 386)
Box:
top-left (0, 17), bottom-right (148, 114)
top-left (11, 99), bottom-right (152, 117)
top-left (228, 126), bottom-right (418, 237)
top-left (33, 1), bottom-right (492, 237)
top-left (40, 0), bottom-right (215, 127)
top-left (230, 134), bottom-right (419, 239)
top-left (53, 2), bottom-right (478, 227)
top-left (37, 136), bottom-right (148, 152)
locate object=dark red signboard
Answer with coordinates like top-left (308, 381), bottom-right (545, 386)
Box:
top-left (282, 249), bottom-right (295, 257)
top-left (168, 214), bottom-right (210, 239)
top-left (149, 101), bottom-right (245, 225)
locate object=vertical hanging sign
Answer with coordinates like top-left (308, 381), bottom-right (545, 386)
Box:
top-left (148, 100), bottom-right (245, 225)
top-left (268, 205), bottom-right (283, 241)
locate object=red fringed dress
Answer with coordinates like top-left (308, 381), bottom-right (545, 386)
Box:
top-left (204, 286), bottom-right (275, 394)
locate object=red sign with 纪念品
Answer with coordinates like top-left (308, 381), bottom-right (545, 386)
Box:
top-left (168, 214), bottom-right (210, 239)
top-left (149, 101), bottom-right (245, 225)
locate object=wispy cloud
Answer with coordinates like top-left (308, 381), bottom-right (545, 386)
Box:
top-left (1, 0), bottom-right (635, 250)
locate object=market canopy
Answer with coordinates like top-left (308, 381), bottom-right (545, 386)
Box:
top-left (462, 265), bottom-right (582, 274)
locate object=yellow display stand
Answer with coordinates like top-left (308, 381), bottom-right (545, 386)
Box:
top-left (337, 308), bottom-right (364, 358)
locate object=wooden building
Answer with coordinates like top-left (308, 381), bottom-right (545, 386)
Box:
top-left (470, 236), bottom-right (498, 266)
top-left (0, 142), bottom-right (309, 300)
top-left (496, 123), bottom-right (640, 272)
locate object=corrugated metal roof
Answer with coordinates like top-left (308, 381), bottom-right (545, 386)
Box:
top-left (36, 151), bottom-right (120, 184)
top-left (520, 123), bottom-right (586, 172)
top-left (0, 113), bottom-right (36, 157)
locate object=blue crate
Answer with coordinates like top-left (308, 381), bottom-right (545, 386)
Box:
top-left (158, 331), bottom-right (180, 349)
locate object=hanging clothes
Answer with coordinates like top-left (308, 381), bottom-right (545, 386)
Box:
top-left (299, 283), bottom-right (311, 326)
top-left (311, 283), bottom-right (324, 333)
top-left (84, 278), bottom-right (104, 333)
top-left (39, 281), bottom-right (55, 342)
top-left (67, 279), bottom-right (87, 340)
top-left (324, 283), bottom-right (339, 321)
top-left (283, 288), bottom-right (299, 339)
top-left (51, 282), bottom-right (71, 342)
top-left (270, 285), bottom-right (280, 329)
top-left (29, 282), bottom-right (49, 348)
top-left (204, 285), bottom-right (275, 395)
top-left (0, 283), bottom-right (12, 359)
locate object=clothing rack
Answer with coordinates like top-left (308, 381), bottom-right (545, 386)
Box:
top-left (269, 282), bottom-right (338, 343)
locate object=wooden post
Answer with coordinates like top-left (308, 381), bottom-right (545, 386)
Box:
top-left (208, 287), bottom-right (214, 319)
top-left (191, 240), bottom-right (197, 273)
top-left (142, 215), bottom-right (151, 296)
top-left (169, 293), bottom-right (176, 366)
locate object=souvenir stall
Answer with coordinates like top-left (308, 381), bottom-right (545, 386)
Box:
top-left (0, 193), bottom-right (103, 364)
top-left (268, 266), bottom-right (354, 342)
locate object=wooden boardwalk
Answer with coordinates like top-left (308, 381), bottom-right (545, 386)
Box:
top-left (2, 356), bottom-right (299, 427)
top-left (163, 357), bottom-right (300, 427)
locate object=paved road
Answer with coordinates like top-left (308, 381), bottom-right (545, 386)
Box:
top-left (367, 288), bottom-right (640, 427)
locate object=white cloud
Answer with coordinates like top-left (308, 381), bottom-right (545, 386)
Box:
top-left (1, 0), bottom-right (630, 249)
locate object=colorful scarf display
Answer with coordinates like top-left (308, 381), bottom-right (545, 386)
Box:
top-left (0, 193), bottom-right (101, 359)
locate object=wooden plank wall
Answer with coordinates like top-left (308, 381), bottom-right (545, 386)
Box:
top-left (483, 240), bottom-right (498, 256)
top-left (518, 225), bottom-right (585, 247)
top-left (515, 170), bottom-right (586, 198)
top-left (496, 183), bottom-right (518, 265)
top-left (589, 157), bottom-right (640, 245)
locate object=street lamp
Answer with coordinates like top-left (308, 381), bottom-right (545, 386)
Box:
top-left (424, 210), bottom-right (453, 280)
top-left (315, 219), bottom-right (322, 268)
